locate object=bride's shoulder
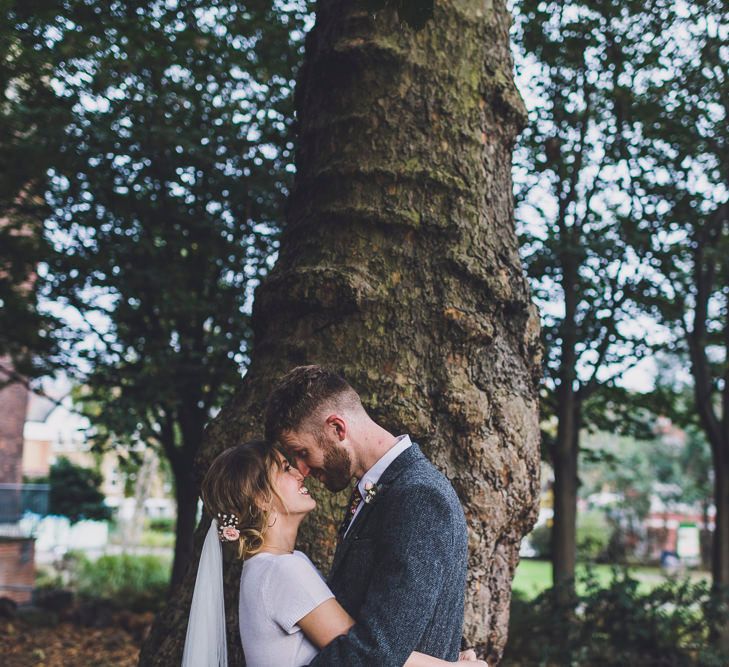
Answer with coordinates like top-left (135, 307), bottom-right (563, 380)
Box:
top-left (274, 550), bottom-right (322, 576)
top-left (292, 549), bottom-right (314, 562)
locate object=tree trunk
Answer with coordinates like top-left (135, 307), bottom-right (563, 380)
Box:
top-left (141, 1), bottom-right (541, 664)
top-left (712, 442), bottom-right (729, 586)
top-left (123, 446), bottom-right (158, 548)
top-left (169, 466), bottom-right (199, 591)
top-left (551, 255), bottom-right (579, 594)
top-left (701, 499), bottom-right (712, 570)
top-left (710, 441), bottom-right (729, 650)
top-left (551, 397), bottom-right (579, 591)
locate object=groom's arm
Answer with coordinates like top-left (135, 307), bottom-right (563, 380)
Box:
top-left (308, 482), bottom-right (462, 667)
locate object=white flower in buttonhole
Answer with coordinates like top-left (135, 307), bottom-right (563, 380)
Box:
top-left (363, 481), bottom-right (381, 504)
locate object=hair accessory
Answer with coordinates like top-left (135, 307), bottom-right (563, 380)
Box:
top-left (216, 513), bottom-right (240, 542)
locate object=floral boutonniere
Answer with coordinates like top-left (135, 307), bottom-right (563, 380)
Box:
top-left (363, 481), bottom-right (381, 504)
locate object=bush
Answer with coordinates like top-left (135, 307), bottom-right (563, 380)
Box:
top-left (576, 510), bottom-right (611, 561)
top-left (48, 457), bottom-right (112, 524)
top-left (73, 553), bottom-right (171, 612)
top-left (35, 565), bottom-right (63, 590)
top-left (524, 511), bottom-right (613, 561)
top-left (147, 516), bottom-right (175, 533)
top-left (503, 569), bottom-right (729, 666)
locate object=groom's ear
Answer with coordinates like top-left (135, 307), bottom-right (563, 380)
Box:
top-left (325, 415), bottom-right (347, 441)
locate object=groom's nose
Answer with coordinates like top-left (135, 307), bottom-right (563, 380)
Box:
top-left (295, 460), bottom-right (311, 477)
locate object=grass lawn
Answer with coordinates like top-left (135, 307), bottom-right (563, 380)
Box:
top-left (513, 558), bottom-right (711, 599)
top-left (139, 529), bottom-right (175, 548)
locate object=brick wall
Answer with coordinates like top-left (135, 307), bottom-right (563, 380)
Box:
top-left (0, 358), bottom-right (29, 485)
top-left (0, 538), bottom-right (34, 604)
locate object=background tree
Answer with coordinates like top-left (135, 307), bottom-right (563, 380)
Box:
top-left (629, 0), bottom-right (728, 646)
top-left (142, 0), bottom-right (541, 664)
top-left (648, 365), bottom-right (714, 567)
top-left (1, 2), bottom-right (70, 381)
top-left (42, 456), bottom-right (112, 524)
top-left (42, 0), bottom-right (310, 588)
top-left (511, 0), bottom-right (666, 593)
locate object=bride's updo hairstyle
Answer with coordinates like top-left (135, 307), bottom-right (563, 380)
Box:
top-left (200, 439), bottom-right (287, 560)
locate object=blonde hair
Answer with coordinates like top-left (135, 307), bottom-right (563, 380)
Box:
top-left (200, 440), bottom-right (287, 560)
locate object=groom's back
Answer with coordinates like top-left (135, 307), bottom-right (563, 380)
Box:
top-left (325, 445), bottom-right (468, 663)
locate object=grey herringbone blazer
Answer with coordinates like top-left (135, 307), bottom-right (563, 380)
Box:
top-left (308, 443), bottom-right (468, 666)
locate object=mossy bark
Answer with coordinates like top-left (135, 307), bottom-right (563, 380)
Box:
top-left (140, 1), bottom-right (541, 664)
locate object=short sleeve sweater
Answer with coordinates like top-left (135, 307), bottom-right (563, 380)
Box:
top-left (239, 550), bottom-right (334, 667)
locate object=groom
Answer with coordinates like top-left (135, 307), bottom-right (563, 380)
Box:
top-left (264, 365), bottom-right (470, 666)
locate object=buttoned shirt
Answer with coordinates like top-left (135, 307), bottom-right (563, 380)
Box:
top-left (343, 434), bottom-right (412, 538)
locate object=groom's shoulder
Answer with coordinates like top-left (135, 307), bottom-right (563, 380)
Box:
top-left (393, 445), bottom-right (464, 514)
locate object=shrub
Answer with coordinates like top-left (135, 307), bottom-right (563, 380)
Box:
top-left (503, 568), bottom-right (729, 666)
top-left (35, 565), bottom-right (63, 590)
top-left (73, 553), bottom-right (171, 612)
top-left (576, 510), bottom-right (611, 561)
top-left (524, 511), bottom-right (613, 561)
top-left (147, 517), bottom-right (175, 533)
top-left (47, 457), bottom-right (112, 523)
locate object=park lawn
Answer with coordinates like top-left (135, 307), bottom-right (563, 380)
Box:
top-left (139, 529), bottom-right (175, 548)
top-left (513, 558), bottom-right (711, 599)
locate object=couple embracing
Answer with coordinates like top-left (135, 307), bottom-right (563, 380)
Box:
top-left (182, 365), bottom-right (486, 667)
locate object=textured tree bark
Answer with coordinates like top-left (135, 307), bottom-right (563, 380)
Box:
top-left (140, 1), bottom-right (541, 664)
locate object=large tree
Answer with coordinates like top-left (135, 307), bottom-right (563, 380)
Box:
top-left (511, 0), bottom-right (665, 593)
top-left (1, 2), bottom-right (70, 381)
top-left (629, 0), bottom-right (728, 645)
top-left (44, 0), bottom-right (309, 588)
top-left (141, 0), bottom-right (541, 664)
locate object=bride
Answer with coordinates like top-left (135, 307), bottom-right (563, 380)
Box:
top-left (181, 439), bottom-right (486, 667)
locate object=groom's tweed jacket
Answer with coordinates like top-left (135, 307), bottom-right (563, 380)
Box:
top-left (309, 443), bottom-right (468, 667)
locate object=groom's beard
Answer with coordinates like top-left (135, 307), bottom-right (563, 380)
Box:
top-left (318, 436), bottom-right (352, 493)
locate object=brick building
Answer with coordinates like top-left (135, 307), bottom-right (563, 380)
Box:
top-left (0, 358), bottom-right (36, 604)
top-left (0, 359), bottom-right (29, 485)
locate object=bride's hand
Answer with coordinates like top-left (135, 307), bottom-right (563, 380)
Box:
top-left (458, 648), bottom-right (488, 665)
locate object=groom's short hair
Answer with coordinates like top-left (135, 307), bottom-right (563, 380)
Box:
top-left (264, 365), bottom-right (362, 443)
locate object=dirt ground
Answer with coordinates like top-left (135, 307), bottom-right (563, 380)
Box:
top-left (0, 613), bottom-right (151, 667)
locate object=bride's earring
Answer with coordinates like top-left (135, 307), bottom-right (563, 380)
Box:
top-left (268, 512), bottom-right (277, 528)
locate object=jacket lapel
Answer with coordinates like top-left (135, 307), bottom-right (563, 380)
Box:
top-left (328, 443), bottom-right (425, 579)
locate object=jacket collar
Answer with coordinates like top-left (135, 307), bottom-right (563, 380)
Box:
top-left (374, 440), bottom-right (423, 488)
top-left (328, 443), bottom-right (424, 578)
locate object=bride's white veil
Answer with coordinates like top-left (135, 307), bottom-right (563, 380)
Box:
top-left (182, 518), bottom-right (228, 667)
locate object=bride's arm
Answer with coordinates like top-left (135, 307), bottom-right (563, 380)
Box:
top-left (296, 598), bottom-right (354, 648)
top-left (297, 599), bottom-right (487, 667)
